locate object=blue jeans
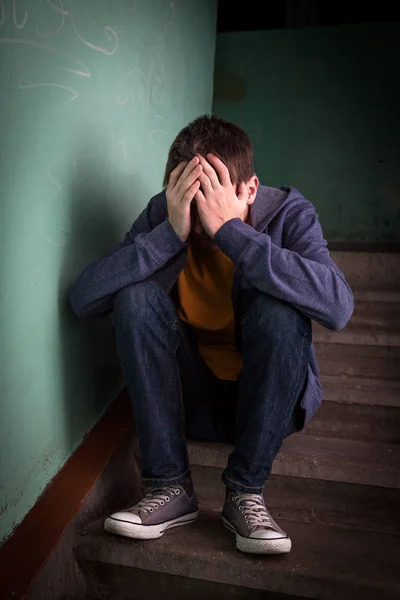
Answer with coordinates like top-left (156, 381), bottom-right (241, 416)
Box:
top-left (113, 281), bottom-right (312, 494)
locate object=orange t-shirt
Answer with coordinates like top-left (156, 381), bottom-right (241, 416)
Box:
top-left (177, 237), bottom-right (242, 381)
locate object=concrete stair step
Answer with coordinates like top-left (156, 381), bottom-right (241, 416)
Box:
top-left (188, 435), bottom-right (400, 488)
top-left (331, 251), bottom-right (400, 292)
top-left (82, 566), bottom-right (302, 600)
top-left (311, 375), bottom-right (400, 443)
top-left (191, 464), bottom-right (400, 536)
top-left (313, 326), bottom-right (400, 347)
top-left (303, 397), bottom-right (400, 444)
top-left (349, 291), bottom-right (400, 331)
top-left (315, 342), bottom-right (400, 380)
top-left (313, 290), bottom-right (400, 346)
top-left (321, 375), bottom-right (400, 407)
top-left (353, 290), bottom-right (400, 303)
top-left (76, 508), bottom-right (400, 600)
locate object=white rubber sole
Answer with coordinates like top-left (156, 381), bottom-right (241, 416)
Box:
top-left (104, 510), bottom-right (199, 540)
top-left (222, 516), bottom-right (292, 554)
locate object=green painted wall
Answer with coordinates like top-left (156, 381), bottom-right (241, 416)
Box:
top-left (0, 0), bottom-right (217, 543)
top-left (213, 23), bottom-right (400, 242)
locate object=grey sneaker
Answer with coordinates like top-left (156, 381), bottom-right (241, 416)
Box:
top-left (104, 483), bottom-right (198, 540)
top-left (222, 491), bottom-right (292, 554)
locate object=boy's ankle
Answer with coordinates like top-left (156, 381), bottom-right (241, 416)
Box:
top-left (182, 475), bottom-right (194, 497)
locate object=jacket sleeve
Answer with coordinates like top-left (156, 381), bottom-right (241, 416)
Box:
top-left (70, 195), bottom-right (186, 319)
top-left (214, 202), bottom-right (354, 330)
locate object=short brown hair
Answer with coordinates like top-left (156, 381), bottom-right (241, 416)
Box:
top-left (163, 114), bottom-right (254, 187)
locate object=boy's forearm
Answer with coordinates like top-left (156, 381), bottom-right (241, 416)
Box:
top-left (214, 218), bottom-right (354, 330)
top-left (70, 218), bottom-right (186, 319)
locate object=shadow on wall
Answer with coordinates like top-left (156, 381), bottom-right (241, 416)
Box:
top-left (56, 140), bottom-right (146, 451)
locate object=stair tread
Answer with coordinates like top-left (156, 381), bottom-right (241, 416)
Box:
top-left (314, 342), bottom-right (400, 380)
top-left (345, 293), bottom-right (400, 333)
top-left (321, 374), bottom-right (400, 389)
top-left (192, 464), bottom-right (400, 536)
top-left (313, 291), bottom-right (400, 344)
top-left (282, 432), bottom-right (400, 462)
top-left (353, 290), bottom-right (400, 302)
top-left (188, 435), bottom-right (400, 488)
top-left (303, 400), bottom-right (400, 444)
top-left (330, 250), bottom-right (400, 293)
top-left (313, 326), bottom-right (400, 346)
top-left (190, 434), bottom-right (400, 467)
top-left (320, 375), bottom-right (400, 406)
top-left (77, 511), bottom-right (400, 600)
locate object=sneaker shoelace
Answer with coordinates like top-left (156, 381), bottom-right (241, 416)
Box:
top-left (232, 493), bottom-right (273, 531)
top-left (130, 486), bottom-right (181, 516)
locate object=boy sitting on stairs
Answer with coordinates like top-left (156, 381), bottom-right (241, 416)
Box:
top-left (71, 115), bottom-right (353, 554)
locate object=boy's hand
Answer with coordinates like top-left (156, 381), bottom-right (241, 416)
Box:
top-left (195, 154), bottom-right (248, 238)
top-left (166, 157), bottom-right (202, 242)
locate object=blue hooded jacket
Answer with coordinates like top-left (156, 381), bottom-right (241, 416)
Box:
top-left (71, 185), bottom-right (354, 426)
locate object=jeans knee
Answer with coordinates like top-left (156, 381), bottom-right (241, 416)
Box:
top-left (113, 281), bottom-right (168, 323)
top-left (242, 292), bottom-right (311, 341)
